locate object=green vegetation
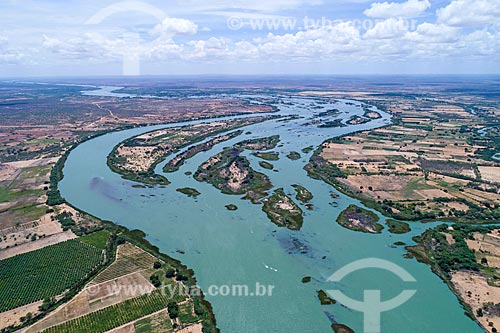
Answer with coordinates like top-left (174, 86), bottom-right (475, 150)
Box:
top-left (0, 239), bottom-right (104, 312)
top-left (107, 157), bottom-right (171, 186)
top-left (302, 146), bottom-right (314, 154)
top-left (318, 119), bottom-right (346, 128)
top-left (253, 151), bottom-right (279, 161)
top-left (262, 188), bottom-right (304, 230)
top-left (317, 290), bottom-right (336, 305)
top-left (225, 204), bottom-right (238, 211)
top-left (235, 135), bottom-right (280, 150)
top-left (178, 301), bottom-right (198, 324)
top-left (195, 147), bottom-right (272, 203)
top-left (305, 152), bottom-right (347, 187)
top-left (78, 230), bottom-right (110, 249)
top-left (46, 150), bottom-right (69, 205)
top-left (286, 151), bottom-right (301, 160)
top-left (259, 161), bottom-right (274, 170)
top-left (164, 130), bottom-right (243, 173)
top-left (337, 204), bottom-right (383, 234)
top-left (176, 187), bottom-right (201, 198)
top-left (406, 224), bottom-right (491, 278)
top-left (42, 288), bottom-right (186, 333)
top-left (291, 184), bottom-right (313, 204)
top-left (385, 220), bottom-right (411, 234)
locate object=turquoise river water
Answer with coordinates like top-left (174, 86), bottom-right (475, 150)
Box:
top-left (59, 93), bottom-right (484, 333)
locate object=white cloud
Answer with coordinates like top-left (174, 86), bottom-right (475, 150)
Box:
top-left (0, 35), bottom-right (26, 64)
top-left (405, 23), bottom-right (459, 43)
top-left (364, 18), bottom-right (409, 39)
top-left (364, 0), bottom-right (431, 18)
top-left (437, 0), bottom-right (500, 27)
top-left (151, 17), bottom-right (198, 37)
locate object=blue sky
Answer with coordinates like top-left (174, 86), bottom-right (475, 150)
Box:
top-left (0, 0), bottom-right (498, 76)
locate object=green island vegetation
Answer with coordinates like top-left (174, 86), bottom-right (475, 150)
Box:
top-left (385, 219), bottom-right (411, 234)
top-left (234, 135), bottom-right (280, 151)
top-left (0, 233), bottom-right (108, 312)
top-left (301, 276), bottom-right (311, 283)
top-left (336, 204), bottom-right (383, 234)
top-left (259, 161), bottom-right (274, 170)
top-left (163, 130), bottom-right (243, 173)
top-left (225, 204), bottom-right (238, 211)
top-left (194, 141), bottom-right (274, 203)
top-left (317, 290), bottom-right (336, 305)
top-left (318, 119), bottom-right (346, 128)
top-left (346, 115), bottom-right (370, 125)
top-left (253, 151), bottom-right (280, 161)
top-left (291, 184), bottom-right (313, 204)
top-left (108, 117), bottom-right (274, 186)
top-left (302, 146), bottom-right (314, 154)
top-left (331, 323), bottom-right (355, 333)
top-left (262, 188), bottom-right (304, 230)
top-left (363, 109), bottom-right (382, 119)
top-left (176, 187), bottom-right (201, 198)
top-left (286, 151), bottom-right (301, 160)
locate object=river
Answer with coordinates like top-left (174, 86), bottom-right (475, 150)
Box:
top-left (59, 90), bottom-right (483, 333)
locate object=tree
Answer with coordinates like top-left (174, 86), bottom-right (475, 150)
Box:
top-left (149, 274), bottom-right (161, 288)
top-left (165, 268), bottom-right (176, 278)
top-left (153, 261), bottom-right (162, 269)
top-left (167, 302), bottom-right (179, 319)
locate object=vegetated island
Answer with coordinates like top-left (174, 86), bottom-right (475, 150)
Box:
top-left (262, 188), bottom-right (304, 230)
top-left (163, 130), bottom-right (243, 173)
top-left (176, 187), bottom-right (201, 198)
top-left (287, 151), bottom-right (302, 160)
top-left (234, 135), bottom-right (280, 151)
top-left (259, 161), bottom-right (274, 170)
top-left (253, 151), bottom-right (280, 161)
top-left (302, 146), bottom-right (314, 154)
top-left (194, 147), bottom-right (273, 204)
top-left (336, 204), bottom-right (383, 234)
top-left (292, 184), bottom-right (313, 204)
top-left (385, 219), bottom-right (411, 234)
top-left (225, 204), bottom-right (238, 211)
top-left (317, 289), bottom-right (336, 305)
top-left (107, 116), bottom-right (276, 186)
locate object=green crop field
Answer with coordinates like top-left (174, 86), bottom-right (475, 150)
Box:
top-left (43, 288), bottom-right (186, 333)
top-left (0, 239), bottom-right (104, 312)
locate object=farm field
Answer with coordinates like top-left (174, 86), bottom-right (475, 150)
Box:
top-left (0, 237), bottom-right (105, 312)
top-left (306, 94), bottom-right (500, 223)
top-left (42, 288), bottom-right (187, 333)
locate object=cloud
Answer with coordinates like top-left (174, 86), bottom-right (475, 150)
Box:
top-left (0, 35), bottom-right (25, 64)
top-left (364, 0), bottom-right (431, 18)
top-left (405, 23), bottom-right (460, 43)
top-left (151, 17), bottom-right (198, 37)
top-left (437, 0), bottom-right (500, 27)
top-left (364, 18), bottom-right (409, 39)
